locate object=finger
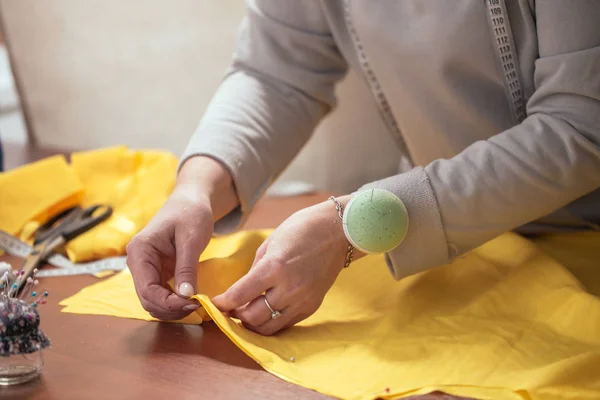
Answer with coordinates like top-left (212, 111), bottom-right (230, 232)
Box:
top-left (244, 306), bottom-right (293, 336)
top-left (249, 310), bottom-right (309, 336)
top-left (147, 307), bottom-right (189, 321)
top-left (143, 282), bottom-right (198, 311)
top-left (141, 296), bottom-right (199, 320)
top-left (173, 219), bottom-right (210, 298)
top-left (127, 238), bottom-right (194, 313)
top-left (232, 288), bottom-right (287, 327)
top-left (148, 310), bottom-right (191, 321)
top-left (232, 241), bottom-right (270, 314)
top-left (211, 259), bottom-right (274, 312)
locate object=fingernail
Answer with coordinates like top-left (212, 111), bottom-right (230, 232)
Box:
top-left (183, 304), bottom-right (200, 311)
top-left (178, 282), bottom-right (194, 297)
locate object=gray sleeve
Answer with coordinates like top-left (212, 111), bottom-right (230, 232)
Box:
top-left (360, 2), bottom-right (600, 279)
top-left (179, 0), bottom-right (347, 234)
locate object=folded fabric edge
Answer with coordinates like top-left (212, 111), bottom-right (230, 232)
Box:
top-left (193, 294), bottom-right (530, 400)
top-left (192, 294), bottom-right (344, 399)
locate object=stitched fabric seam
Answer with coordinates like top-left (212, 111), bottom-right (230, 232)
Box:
top-left (343, 0), bottom-right (414, 167)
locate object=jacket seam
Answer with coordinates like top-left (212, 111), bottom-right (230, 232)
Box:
top-left (421, 168), bottom-right (455, 262)
top-left (343, 0), bottom-right (413, 166)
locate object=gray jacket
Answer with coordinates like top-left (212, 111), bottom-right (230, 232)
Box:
top-left (181, 0), bottom-right (600, 279)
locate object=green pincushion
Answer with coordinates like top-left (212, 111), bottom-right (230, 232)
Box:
top-left (342, 189), bottom-right (408, 254)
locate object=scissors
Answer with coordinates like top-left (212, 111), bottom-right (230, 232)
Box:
top-left (9, 204), bottom-right (113, 295)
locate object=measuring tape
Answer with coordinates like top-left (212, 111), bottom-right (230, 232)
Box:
top-left (0, 230), bottom-right (128, 277)
top-left (485, 0), bottom-right (526, 124)
top-left (35, 257), bottom-right (128, 277)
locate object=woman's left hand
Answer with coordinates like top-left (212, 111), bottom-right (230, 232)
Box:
top-left (211, 196), bottom-right (357, 336)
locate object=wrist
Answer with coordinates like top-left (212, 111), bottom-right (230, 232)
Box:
top-left (321, 195), bottom-right (366, 263)
top-left (176, 156), bottom-right (240, 221)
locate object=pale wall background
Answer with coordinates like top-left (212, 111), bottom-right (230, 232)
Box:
top-left (0, 0), bottom-right (402, 193)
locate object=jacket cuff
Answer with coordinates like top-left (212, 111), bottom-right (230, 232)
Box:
top-left (357, 167), bottom-right (450, 279)
top-left (178, 131), bottom-right (271, 235)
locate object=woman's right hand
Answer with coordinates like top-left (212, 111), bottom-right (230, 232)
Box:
top-left (126, 156), bottom-right (238, 321)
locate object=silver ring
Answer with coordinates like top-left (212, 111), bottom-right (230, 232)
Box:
top-left (263, 295), bottom-right (282, 320)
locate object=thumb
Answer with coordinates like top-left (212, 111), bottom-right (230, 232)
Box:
top-left (173, 224), bottom-right (210, 298)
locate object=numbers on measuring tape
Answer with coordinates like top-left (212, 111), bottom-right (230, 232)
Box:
top-left (486, 0), bottom-right (525, 123)
top-left (497, 36), bottom-right (509, 45)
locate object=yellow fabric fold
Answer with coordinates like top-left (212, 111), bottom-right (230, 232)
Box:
top-left (0, 155), bottom-right (83, 236)
top-left (60, 230), bottom-right (600, 400)
top-left (0, 146), bottom-right (178, 263)
top-left (66, 147), bottom-right (179, 262)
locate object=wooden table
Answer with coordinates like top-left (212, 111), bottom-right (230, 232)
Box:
top-left (0, 191), bottom-right (466, 400)
top-left (1, 141), bottom-right (69, 171)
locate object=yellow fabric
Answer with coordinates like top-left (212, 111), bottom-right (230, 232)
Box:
top-left (4, 149), bottom-right (599, 398)
top-left (532, 231), bottom-right (600, 298)
top-left (66, 147), bottom-right (178, 262)
top-left (0, 147), bottom-right (178, 263)
top-left (60, 230), bottom-right (600, 400)
top-left (0, 155), bottom-right (83, 236)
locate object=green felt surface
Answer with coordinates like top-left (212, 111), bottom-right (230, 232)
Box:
top-left (343, 189), bottom-right (408, 253)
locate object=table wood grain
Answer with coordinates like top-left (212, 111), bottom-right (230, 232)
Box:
top-left (0, 187), bottom-right (472, 399)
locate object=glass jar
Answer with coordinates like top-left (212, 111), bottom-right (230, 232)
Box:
top-left (0, 351), bottom-right (44, 385)
top-left (0, 275), bottom-right (51, 386)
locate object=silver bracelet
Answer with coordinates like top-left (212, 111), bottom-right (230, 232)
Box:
top-left (328, 196), bottom-right (354, 268)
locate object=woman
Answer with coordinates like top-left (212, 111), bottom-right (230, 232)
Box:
top-left (126, 1), bottom-right (600, 335)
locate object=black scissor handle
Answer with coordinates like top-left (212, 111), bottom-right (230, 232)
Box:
top-left (61, 204), bottom-right (113, 242)
top-left (34, 206), bottom-right (82, 245)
